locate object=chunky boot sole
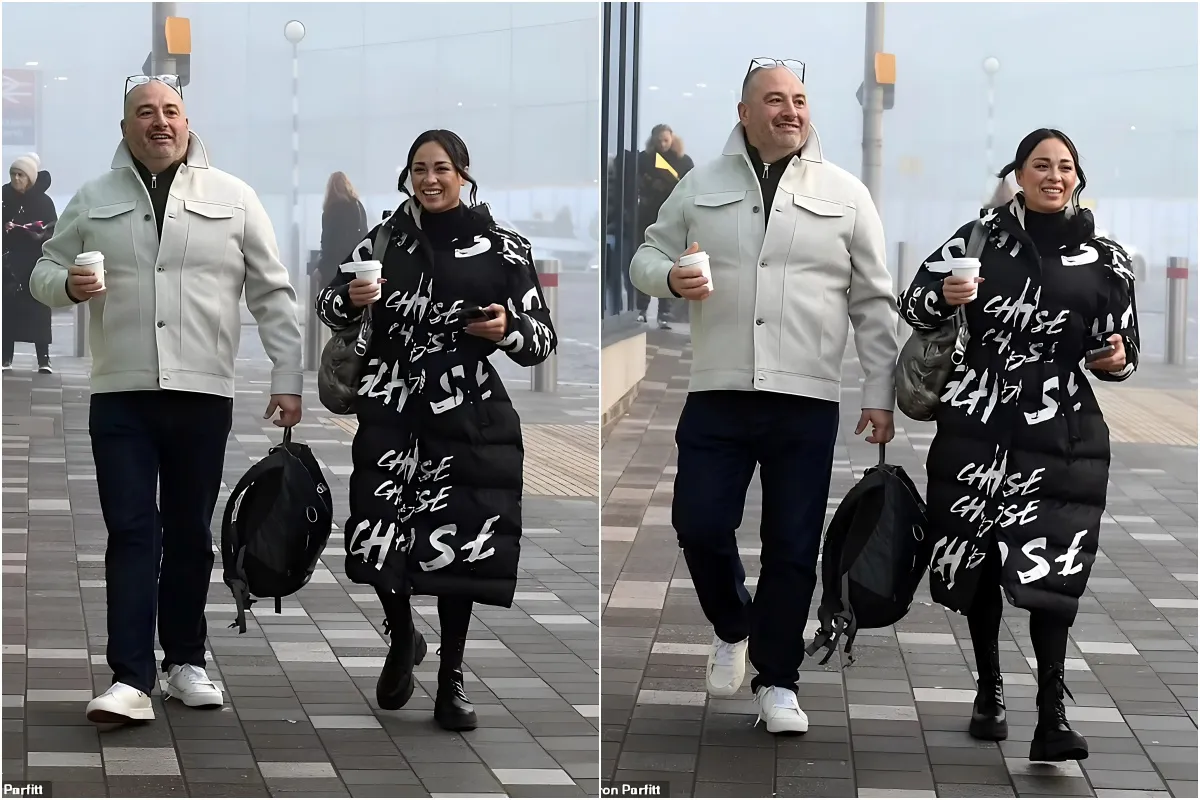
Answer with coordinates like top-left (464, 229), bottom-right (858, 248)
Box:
top-left (377, 634), bottom-right (427, 711)
top-left (969, 714), bottom-right (1009, 741)
top-left (1029, 729), bottom-right (1088, 762)
top-left (434, 704), bottom-right (477, 732)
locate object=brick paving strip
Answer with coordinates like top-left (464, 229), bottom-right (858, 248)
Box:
top-left (601, 329), bottom-right (1198, 798)
top-left (2, 356), bottom-right (599, 798)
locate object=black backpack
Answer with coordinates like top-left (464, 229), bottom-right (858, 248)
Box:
top-left (221, 428), bottom-right (334, 633)
top-left (806, 444), bottom-right (931, 666)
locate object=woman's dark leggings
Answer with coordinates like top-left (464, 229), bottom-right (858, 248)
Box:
top-left (376, 589), bottom-right (473, 668)
top-left (967, 541), bottom-right (1069, 674)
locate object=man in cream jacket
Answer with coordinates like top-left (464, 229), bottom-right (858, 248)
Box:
top-left (31, 77), bottom-right (303, 725)
top-left (630, 63), bottom-right (899, 734)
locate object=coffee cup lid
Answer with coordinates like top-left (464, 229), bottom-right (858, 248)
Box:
top-left (678, 251), bottom-right (709, 266)
top-left (340, 260), bottom-right (382, 275)
top-left (75, 251), bottom-right (104, 266)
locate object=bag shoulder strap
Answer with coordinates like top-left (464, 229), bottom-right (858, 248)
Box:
top-left (965, 220), bottom-right (988, 259)
top-left (373, 215), bottom-right (394, 264)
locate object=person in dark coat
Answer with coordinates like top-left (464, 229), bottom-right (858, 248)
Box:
top-left (899, 129), bottom-right (1140, 764)
top-left (316, 129), bottom-right (557, 732)
top-left (3, 153), bottom-right (58, 372)
top-left (316, 171), bottom-right (368, 288)
top-left (635, 124), bottom-right (693, 328)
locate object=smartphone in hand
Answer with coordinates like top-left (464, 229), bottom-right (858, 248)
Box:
top-left (1084, 342), bottom-right (1116, 363)
top-left (456, 305), bottom-right (495, 323)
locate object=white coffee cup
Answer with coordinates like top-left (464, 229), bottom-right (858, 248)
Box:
top-left (74, 251), bottom-right (105, 290)
top-left (677, 250), bottom-right (713, 293)
top-left (946, 256), bottom-right (981, 299)
top-left (341, 260), bottom-right (383, 300)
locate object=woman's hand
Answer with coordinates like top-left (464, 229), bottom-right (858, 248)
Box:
top-left (942, 275), bottom-right (983, 306)
top-left (1088, 334), bottom-right (1127, 373)
top-left (465, 303), bottom-right (508, 342)
top-left (348, 277), bottom-right (384, 308)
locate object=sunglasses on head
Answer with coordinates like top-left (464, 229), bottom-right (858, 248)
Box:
top-left (745, 58), bottom-right (806, 84)
top-left (124, 74), bottom-right (183, 99)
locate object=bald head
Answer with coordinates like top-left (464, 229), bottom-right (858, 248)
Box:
top-left (121, 80), bottom-right (188, 171)
top-left (737, 66), bottom-right (810, 163)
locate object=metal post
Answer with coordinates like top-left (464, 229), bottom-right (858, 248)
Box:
top-left (531, 259), bottom-right (559, 393)
top-left (982, 57), bottom-right (1000, 198)
top-left (289, 43), bottom-right (301, 289)
top-left (74, 303), bottom-right (89, 358)
top-left (860, 2), bottom-right (885, 202)
top-left (1166, 257), bottom-right (1189, 366)
top-left (151, 3), bottom-right (177, 75)
top-left (895, 240), bottom-right (908, 337)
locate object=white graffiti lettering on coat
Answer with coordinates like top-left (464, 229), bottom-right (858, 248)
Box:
top-left (1055, 529), bottom-right (1089, 577)
top-left (931, 536), bottom-right (970, 590)
top-left (1017, 537), bottom-right (1050, 584)
top-left (349, 519), bottom-right (401, 568)
top-left (419, 516), bottom-right (502, 571)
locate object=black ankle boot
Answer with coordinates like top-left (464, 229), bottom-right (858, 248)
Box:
top-left (376, 616), bottom-right (427, 711)
top-left (433, 635), bottom-right (476, 731)
top-left (969, 640), bottom-right (1008, 741)
top-left (1030, 663), bottom-right (1088, 762)
top-left (434, 667), bottom-right (477, 731)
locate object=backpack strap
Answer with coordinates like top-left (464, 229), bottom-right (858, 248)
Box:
top-left (965, 219), bottom-right (987, 259)
top-left (227, 546), bottom-right (254, 635)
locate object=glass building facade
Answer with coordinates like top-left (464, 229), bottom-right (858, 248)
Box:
top-left (600, 1), bottom-right (640, 328)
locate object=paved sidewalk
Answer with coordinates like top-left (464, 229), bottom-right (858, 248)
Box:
top-left (602, 329), bottom-right (1198, 798)
top-left (2, 354), bottom-right (599, 798)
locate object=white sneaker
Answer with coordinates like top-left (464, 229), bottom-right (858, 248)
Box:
top-left (755, 686), bottom-right (809, 734)
top-left (164, 664), bottom-right (223, 708)
top-left (706, 635), bottom-right (748, 697)
top-left (86, 682), bottom-right (154, 724)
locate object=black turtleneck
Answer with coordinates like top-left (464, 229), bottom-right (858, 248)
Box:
top-left (132, 158), bottom-right (182, 239)
top-left (743, 129), bottom-right (801, 225)
top-left (1022, 208), bottom-right (1074, 256)
top-left (420, 203), bottom-right (476, 250)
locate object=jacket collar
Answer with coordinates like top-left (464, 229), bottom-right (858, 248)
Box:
top-left (110, 131), bottom-right (210, 172)
top-left (721, 122), bottom-right (824, 165)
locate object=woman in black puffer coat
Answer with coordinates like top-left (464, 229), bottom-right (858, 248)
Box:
top-left (899, 129), bottom-right (1139, 764)
top-left (3, 153), bottom-right (57, 372)
top-left (317, 130), bottom-right (556, 732)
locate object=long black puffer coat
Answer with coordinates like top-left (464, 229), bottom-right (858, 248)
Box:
top-left (317, 199), bottom-right (556, 606)
top-left (898, 194), bottom-right (1139, 625)
top-left (3, 171), bottom-right (57, 346)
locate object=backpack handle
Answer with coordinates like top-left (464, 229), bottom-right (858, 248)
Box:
top-left (878, 443), bottom-right (886, 466)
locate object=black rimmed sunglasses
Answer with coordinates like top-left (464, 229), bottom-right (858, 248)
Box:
top-left (745, 58), bottom-right (806, 83)
top-left (124, 74), bottom-right (183, 99)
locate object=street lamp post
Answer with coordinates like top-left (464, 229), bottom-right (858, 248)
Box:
top-left (284, 20), bottom-right (305, 292)
top-left (983, 57), bottom-right (1000, 196)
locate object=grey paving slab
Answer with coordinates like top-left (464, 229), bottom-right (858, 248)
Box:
top-left (3, 346), bottom-right (598, 797)
top-left (601, 329), bottom-right (1198, 797)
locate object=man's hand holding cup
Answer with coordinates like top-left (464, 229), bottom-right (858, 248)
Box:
top-left (67, 251), bottom-right (106, 302)
top-left (668, 242), bottom-right (713, 301)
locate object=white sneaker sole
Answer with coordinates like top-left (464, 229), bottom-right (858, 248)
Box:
top-left (86, 699), bottom-right (155, 723)
top-left (163, 685), bottom-right (223, 708)
top-left (758, 713), bottom-right (809, 734)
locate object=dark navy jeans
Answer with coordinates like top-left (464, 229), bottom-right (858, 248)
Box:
top-left (90, 390), bottom-right (233, 694)
top-left (672, 390), bottom-right (839, 693)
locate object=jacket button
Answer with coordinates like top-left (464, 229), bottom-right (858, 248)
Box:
top-left (156, 267), bottom-right (164, 273)
top-left (157, 321), bottom-right (165, 328)
top-left (752, 206), bottom-right (761, 213)
top-left (755, 318), bottom-right (765, 325)
top-left (144, 214), bottom-right (151, 221)
top-left (759, 260), bottom-right (767, 268)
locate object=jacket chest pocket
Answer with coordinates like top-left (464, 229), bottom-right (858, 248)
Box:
top-left (690, 191), bottom-right (746, 255)
top-left (85, 201), bottom-right (138, 255)
top-left (182, 199), bottom-right (235, 269)
top-left (788, 194), bottom-right (851, 268)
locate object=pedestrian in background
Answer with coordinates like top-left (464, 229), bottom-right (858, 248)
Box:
top-left (635, 124), bottom-right (693, 328)
top-left (630, 61), bottom-right (898, 734)
top-left (317, 171), bottom-right (368, 288)
top-left (3, 153), bottom-right (58, 373)
top-left (317, 129), bottom-right (557, 732)
top-left (898, 128), bottom-right (1140, 763)
top-left (31, 75), bottom-right (304, 725)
